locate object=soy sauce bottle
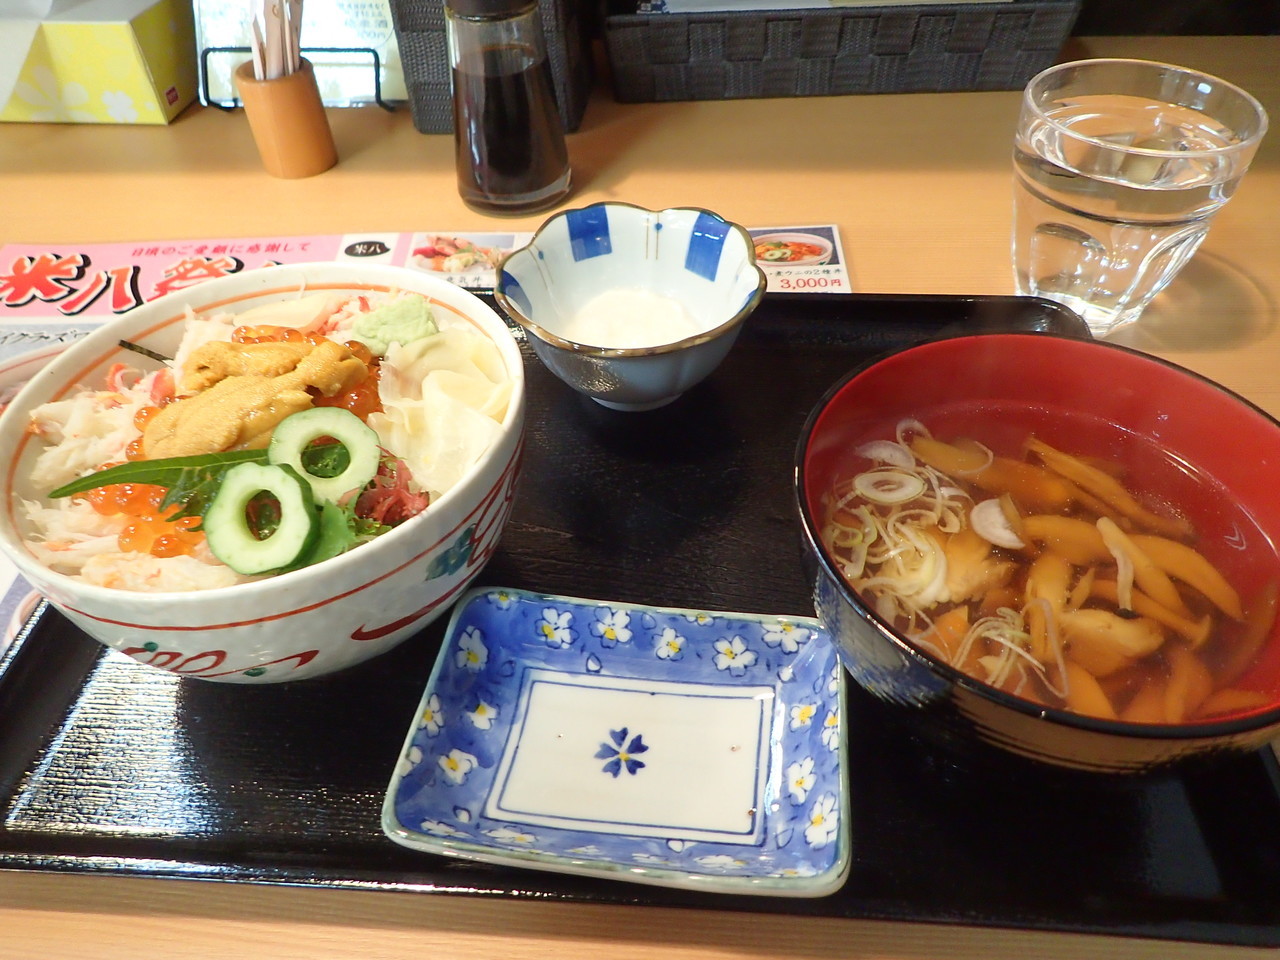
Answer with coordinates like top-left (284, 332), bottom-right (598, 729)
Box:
top-left (445, 0), bottom-right (572, 215)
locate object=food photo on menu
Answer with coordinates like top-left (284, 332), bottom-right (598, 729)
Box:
top-left (752, 230), bottom-right (835, 265)
top-left (407, 233), bottom-right (511, 278)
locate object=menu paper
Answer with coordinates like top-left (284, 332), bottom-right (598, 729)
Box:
top-left (194, 0), bottom-right (408, 107)
top-left (0, 225), bottom-right (849, 362)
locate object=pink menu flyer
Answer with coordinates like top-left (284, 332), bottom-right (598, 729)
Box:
top-left (0, 225), bottom-right (849, 364)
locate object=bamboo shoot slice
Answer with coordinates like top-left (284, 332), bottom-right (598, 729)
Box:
top-left (1097, 516), bottom-right (1192, 620)
top-left (1026, 437), bottom-right (1193, 539)
top-left (1130, 534), bottom-right (1243, 620)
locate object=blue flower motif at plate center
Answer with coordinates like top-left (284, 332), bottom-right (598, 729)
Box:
top-left (594, 726), bottom-right (649, 778)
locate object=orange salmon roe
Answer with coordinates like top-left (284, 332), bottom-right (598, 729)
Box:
top-left (231, 324), bottom-right (328, 347)
top-left (126, 405), bottom-right (163, 461)
top-left (314, 356), bottom-right (382, 420)
top-left (82, 480), bottom-right (205, 558)
top-left (133, 405), bottom-right (161, 430)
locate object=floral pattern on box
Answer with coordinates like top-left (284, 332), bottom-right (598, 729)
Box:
top-left (382, 587), bottom-right (850, 896)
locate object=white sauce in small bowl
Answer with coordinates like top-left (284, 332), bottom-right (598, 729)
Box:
top-left (556, 288), bottom-right (702, 349)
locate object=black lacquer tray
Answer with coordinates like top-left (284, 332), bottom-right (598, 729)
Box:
top-left (3, 293), bottom-right (1280, 948)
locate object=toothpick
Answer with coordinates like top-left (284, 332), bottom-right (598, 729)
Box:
top-left (285, 0), bottom-right (303, 74)
top-left (250, 14), bottom-right (267, 80)
top-left (249, 0), bottom-right (304, 80)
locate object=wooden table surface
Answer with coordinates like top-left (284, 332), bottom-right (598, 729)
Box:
top-left (1, 32), bottom-right (1278, 960)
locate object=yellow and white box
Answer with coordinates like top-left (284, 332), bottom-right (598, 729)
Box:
top-left (0, 0), bottom-right (197, 124)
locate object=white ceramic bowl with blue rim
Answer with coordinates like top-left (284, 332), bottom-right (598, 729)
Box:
top-left (495, 202), bottom-right (767, 412)
top-left (0, 263), bottom-right (526, 684)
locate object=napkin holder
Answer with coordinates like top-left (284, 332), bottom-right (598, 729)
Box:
top-left (603, 0), bottom-right (1083, 102)
top-left (234, 58), bottom-right (338, 179)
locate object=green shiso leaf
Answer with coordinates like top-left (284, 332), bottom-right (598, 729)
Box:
top-left (49, 450), bottom-right (267, 499)
top-left (48, 443), bottom-right (350, 524)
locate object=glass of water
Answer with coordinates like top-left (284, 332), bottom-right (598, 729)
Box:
top-left (1012, 58), bottom-right (1268, 336)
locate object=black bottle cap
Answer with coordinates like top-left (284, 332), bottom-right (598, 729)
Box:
top-left (446, 0), bottom-right (533, 17)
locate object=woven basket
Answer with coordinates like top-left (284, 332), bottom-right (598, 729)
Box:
top-left (389, 0), bottom-right (593, 134)
top-left (603, 0), bottom-right (1082, 102)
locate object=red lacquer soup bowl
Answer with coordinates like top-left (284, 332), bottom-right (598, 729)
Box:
top-left (795, 333), bottom-right (1280, 772)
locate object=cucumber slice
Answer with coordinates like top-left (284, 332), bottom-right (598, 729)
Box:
top-left (204, 462), bottom-right (318, 575)
top-left (268, 407), bottom-right (381, 503)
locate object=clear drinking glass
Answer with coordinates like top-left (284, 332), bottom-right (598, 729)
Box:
top-left (1012, 58), bottom-right (1268, 336)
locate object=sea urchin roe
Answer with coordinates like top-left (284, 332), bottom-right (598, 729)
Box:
top-left (821, 417), bottom-right (1277, 725)
top-left (142, 339), bottom-right (368, 459)
top-left (221, 328), bottom-right (382, 419)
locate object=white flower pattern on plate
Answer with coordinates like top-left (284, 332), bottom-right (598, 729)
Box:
top-left (696, 854), bottom-right (746, 869)
top-left (419, 818), bottom-right (466, 837)
top-left (762, 620), bottom-right (810, 654)
top-left (439, 749), bottom-right (479, 785)
top-left (713, 635), bottom-right (756, 676)
top-left (590, 607), bottom-right (632, 647)
top-left (456, 626), bottom-right (487, 670)
top-left (804, 793), bottom-right (839, 848)
top-left (419, 694), bottom-right (444, 736)
top-left (487, 590), bottom-right (516, 609)
top-left (790, 701), bottom-right (817, 730)
top-left (821, 710), bottom-right (840, 750)
top-left (786, 756), bottom-right (816, 803)
top-left (397, 745), bottom-right (423, 776)
top-left (780, 863), bottom-right (819, 878)
top-left (468, 700), bottom-right (498, 729)
top-left (654, 626), bottom-right (685, 661)
top-left (486, 826), bottom-right (536, 844)
top-left (536, 607), bottom-right (574, 648)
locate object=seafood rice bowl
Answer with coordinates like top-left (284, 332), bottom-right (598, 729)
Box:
top-left (0, 263), bottom-right (526, 683)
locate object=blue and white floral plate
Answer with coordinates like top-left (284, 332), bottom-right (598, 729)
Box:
top-left (381, 587), bottom-right (850, 897)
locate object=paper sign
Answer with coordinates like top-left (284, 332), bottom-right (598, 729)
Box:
top-left (0, 224), bottom-right (850, 362)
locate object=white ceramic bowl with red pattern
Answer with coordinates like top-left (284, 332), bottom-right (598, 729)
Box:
top-left (0, 263), bottom-right (526, 683)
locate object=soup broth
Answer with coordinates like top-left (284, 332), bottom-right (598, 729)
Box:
top-left (819, 404), bottom-right (1280, 724)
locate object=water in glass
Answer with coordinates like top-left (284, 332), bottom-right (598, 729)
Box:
top-left (1014, 92), bottom-right (1250, 335)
